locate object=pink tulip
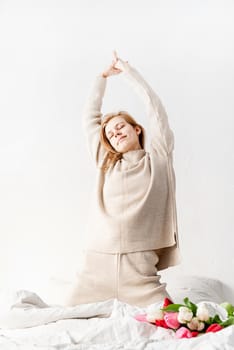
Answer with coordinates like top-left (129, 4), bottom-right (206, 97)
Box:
top-left (175, 327), bottom-right (193, 339)
top-left (134, 314), bottom-right (147, 322)
top-left (164, 312), bottom-right (180, 329)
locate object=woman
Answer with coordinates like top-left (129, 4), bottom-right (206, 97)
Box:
top-left (67, 52), bottom-right (180, 307)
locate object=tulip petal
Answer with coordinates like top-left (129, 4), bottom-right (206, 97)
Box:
top-left (164, 312), bottom-right (180, 329)
top-left (191, 331), bottom-right (199, 337)
top-left (163, 298), bottom-right (173, 307)
top-left (155, 319), bottom-right (169, 329)
top-left (175, 327), bottom-right (193, 339)
top-left (134, 314), bottom-right (148, 322)
top-left (206, 323), bottom-right (223, 333)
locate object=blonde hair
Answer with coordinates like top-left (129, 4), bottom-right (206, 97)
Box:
top-left (100, 111), bottom-right (145, 171)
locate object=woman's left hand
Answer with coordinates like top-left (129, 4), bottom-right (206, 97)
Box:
top-left (101, 51), bottom-right (122, 78)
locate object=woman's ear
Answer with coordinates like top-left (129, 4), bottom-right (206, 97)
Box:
top-left (135, 126), bottom-right (142, 135)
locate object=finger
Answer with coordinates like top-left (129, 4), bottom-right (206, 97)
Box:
top-left (113, 68), bottom-right (122, 73)
top-left (113, 50), bottom-right (118, 60)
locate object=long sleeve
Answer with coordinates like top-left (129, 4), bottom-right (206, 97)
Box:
top-left (116, 59), bottom-right (174, 156)
top-left (82, 75), bottom-right (107, 165)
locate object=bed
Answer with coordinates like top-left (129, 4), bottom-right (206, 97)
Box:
top-left (0, 274), bottom-right (234, 350)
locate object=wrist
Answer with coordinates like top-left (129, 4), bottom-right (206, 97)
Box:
top-left (102, 72), bottom-right (108, 78)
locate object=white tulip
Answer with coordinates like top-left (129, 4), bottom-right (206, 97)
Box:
top-left (197, 321), bottom-right (205, 331)
top-left (178, 306), bottom-right (193, 323)
top-left (146, 304), bottom-right (161, 314)
top-left (146, 309), bottom-right (164, 322)
top-left (196, 304), bottom-right (210, 322)
top-left (187, 317), bottom-right (205, 331)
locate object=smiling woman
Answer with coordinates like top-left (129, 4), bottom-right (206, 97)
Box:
top-left (100, 111), bottom-right (145, 170)
top-left (66, 52), bottom-right (180, 307)
top-left (104, 114), bottom-right (142, 152)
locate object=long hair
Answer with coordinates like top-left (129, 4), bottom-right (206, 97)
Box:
top-left (100, 111), bottom-right (145, 171)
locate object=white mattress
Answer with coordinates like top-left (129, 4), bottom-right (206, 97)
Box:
top-left (0, 288), bottom-right (234, 350)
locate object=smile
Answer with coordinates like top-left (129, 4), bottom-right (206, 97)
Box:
top-left (118, 136), bottom-right (127, 145)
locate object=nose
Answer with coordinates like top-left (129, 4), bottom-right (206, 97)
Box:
top-left (114, 129), bottom-right (121, 137)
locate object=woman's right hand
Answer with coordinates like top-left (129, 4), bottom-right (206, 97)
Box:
top-left (101, 51), bottom-right (122, 78)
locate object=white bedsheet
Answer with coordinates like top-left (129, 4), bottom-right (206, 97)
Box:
top-left (0, 290), bottom-right (234, 350)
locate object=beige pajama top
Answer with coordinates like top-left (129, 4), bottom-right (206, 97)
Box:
top-left (82, 60), bottom-right (180, 271)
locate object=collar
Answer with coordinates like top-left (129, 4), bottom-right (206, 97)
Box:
top-left (122, 149), bottom-right (146, 163)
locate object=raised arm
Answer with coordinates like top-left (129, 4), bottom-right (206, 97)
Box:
top-left (115, 58), bottom-right (174, 156)
top-left (82, 75), bottom-right (107, 165)
top-left (82, 57), bottom-right (122, 165)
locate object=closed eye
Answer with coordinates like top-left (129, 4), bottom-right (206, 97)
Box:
top-left (118, 124), bottom-right (125, 129)
top-left (106, 123), bottom-right (125, 140)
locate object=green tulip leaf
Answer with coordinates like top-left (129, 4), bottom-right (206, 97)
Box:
top-left (161, 304), bottom-right (184, 312)
top-left (209, 314), bottom-right (223, 325)
top-left (220, 302), bottom-right (234, 317)
top-left (183, 297), bottom-right (197, 314)
top-left (221, 316), bottom-right (234, 327)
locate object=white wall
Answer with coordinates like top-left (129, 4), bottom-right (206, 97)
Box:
top-left (0, 0), bottom-right (234, 303)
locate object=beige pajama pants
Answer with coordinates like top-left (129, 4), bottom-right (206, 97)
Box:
top-left (66, 250), bottom-right (170, 307)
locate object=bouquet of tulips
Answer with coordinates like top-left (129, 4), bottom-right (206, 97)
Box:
top-left (135, 298), bottom-right (234, 339)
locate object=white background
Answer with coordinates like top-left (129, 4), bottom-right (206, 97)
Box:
top-left (0, 0), bottom-right (234, 303)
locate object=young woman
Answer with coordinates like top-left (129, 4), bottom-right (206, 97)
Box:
top-left (67, 52), bottom-right (180, 307)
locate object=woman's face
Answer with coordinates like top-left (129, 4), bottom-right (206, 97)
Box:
top-left (105, 116), bottom-right (142, 153)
